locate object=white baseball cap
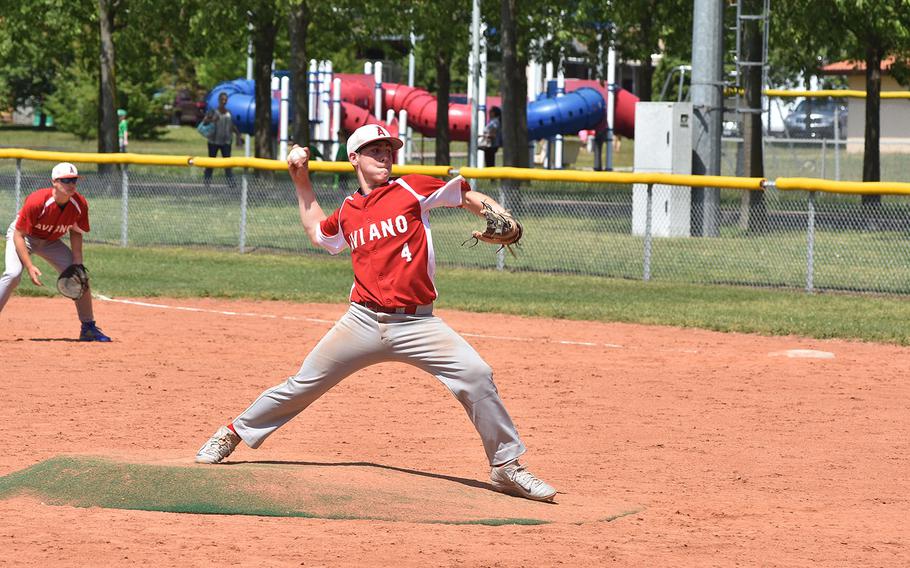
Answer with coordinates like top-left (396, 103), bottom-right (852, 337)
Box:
top-left (346, 124), bottom-right (403, 156)
top-left (51, 162), bottom-right (80, 180)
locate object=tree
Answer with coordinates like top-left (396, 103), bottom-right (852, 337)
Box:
top-left (0, 0), bottom-right (95, 128)
top-left (498, 0), bottom-right (529, 168)
top-left (772, 0), bottom-right (910, 197)
top-left (609, 0), bottom-right (692, 101)
top-left (739, 0), bottom-right (767, 232)
top-left (494, 0), bottom-right (570, 168)
top-left (288, 0), bottom-right (388, 156)
top-left (289, 1), bottom-right (311, 148)
top-left (429, 1), bottom-right (470, 165)
top-left (249, 7), bottom-right (282, 159)
top-left (97, 0), bottom-right (118, 156)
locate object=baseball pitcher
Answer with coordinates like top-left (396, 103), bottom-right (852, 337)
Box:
top-left (196, 124), bottom-right (554, 502)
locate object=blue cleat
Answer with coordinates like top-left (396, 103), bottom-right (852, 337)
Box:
top-left (80, 321), bottom-right (112, 342)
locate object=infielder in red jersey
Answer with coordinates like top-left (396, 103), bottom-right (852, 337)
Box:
top-left (196, 124), bottom-right (556, 502)
top-left (0, 162), bottom-right (111, 342)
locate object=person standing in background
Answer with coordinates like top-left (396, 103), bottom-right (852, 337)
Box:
top-left (202, 92), bottom-right (239, 185)
top-left (479, 106), bottom-right (502, 168)
top-left (117, 109), bottom-right (128, 153)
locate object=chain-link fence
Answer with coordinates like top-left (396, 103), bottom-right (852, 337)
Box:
top-left (2, 160), bottom-right (909, 295)
top-left (722, 138), bottom-right (910, 181)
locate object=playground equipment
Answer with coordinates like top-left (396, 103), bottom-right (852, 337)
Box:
top-left (204, 64), bottom-right (638, 164)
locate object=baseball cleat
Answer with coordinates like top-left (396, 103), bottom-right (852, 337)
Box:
top-left (79, 321), bottom-right (112, 342)
top-left (195, 426), bottom-right (241, 464)
top-left (490, 460), bottom-right (557, 502)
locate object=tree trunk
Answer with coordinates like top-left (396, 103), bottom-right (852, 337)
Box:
top-left (862, 44), bottom-right (881, 208)
top-left (739, 0), bottom-right (767, 232)
top-left (637, 60), bottom-right (654, 102)
top-left (252, 10), bottom-right (277, 160)
top-left (637, 8), bottom-right (654, 102)
top-left (434, 49), bottom-right (451, 165)
top-left (500, 0), bottom-right (529, 169)
top-left (97, 0), bottom-right (118, 167)
top-left (289, 2), bottom-right (310, 150)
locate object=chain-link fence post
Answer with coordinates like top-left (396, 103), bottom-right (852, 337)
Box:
top-left (821, 140), bottom-right (827, 179)
top-left (834, 106), bottom-right (841, 180)
top-left (120, 165), bottom-right (129, 247)
top-left (496, 184), bottom-right (507, 270)
top-left (643, 183), bottom-right (653, 281)
top-left (239, 169), bottom-right (249, 253)
top-left (835, 138), bottom-right (841, 181)
top-left (14, 159), bottom-right (22, 211)
top-left (806, 191), bottom-right (816, 292)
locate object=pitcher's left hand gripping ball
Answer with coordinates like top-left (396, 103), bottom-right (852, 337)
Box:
top-left (467, 201), bottom-right (523, 255)
top-left (57, 263), bottom-right (89, 300)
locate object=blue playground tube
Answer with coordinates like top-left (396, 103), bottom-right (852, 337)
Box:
top-left (526, 87), bottom-right (605, 140)
top-left (205, 79), bottom-right (281, 135)
top-left (209, 78), bottom-right (604, 140)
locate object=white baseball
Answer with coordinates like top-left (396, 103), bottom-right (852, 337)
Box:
top-left (287, 146), bottom-right (309, 167)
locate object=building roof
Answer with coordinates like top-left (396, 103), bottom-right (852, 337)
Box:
top-left (821, 56), bottom-right (897, 75)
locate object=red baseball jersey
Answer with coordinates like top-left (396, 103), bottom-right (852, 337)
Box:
top-left (15, 188), bottom-right (90, 241)
top-left (316, 174), bottom-right (468, 307)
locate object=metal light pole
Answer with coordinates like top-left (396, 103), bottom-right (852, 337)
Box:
top-left (468, 0), bottom-right (481, 169)
top-left (691, 0), bottom-right (723, 237)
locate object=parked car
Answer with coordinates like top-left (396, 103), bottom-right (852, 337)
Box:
top-left (783, 99), bottom-right (848, 139)
top-left (168, 89), bottom-right (206, 126)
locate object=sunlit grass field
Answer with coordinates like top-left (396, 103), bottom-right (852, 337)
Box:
top-left (6, 243), bottom-right (908, 344)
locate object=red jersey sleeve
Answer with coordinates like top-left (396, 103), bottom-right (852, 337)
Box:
top-left (395, 174), bottom-right (465, 210)
top-left (316, 204), bottom-right (348, 255)
top-left (72, 193), bottom-right (90, 233)
top-left (14, 197), bottom-right (40, 234)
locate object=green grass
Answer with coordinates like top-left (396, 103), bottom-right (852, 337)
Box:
top-left (0, 456), bottom-right (314, 517)
top-left (0, 456), bottom-right (549, 525)
top-left (0, 124), bottom-right (206, 156)
top-left (14, 244), bottom-right (910, 345)
top-left (37, 189), bottom-right (908, 295)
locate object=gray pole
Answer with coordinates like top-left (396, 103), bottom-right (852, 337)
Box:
top-left (14, 159), bottom-right (22, 211)
top-left (643, 184), bottom-right (653, 281)
top-left (468, 0), bottom-right (481, 169)
top-left (806, 191), bottom-right (816, 292)
top-left (240, 20), bottom-right (253, 253)
top-left (120, 165), bottom-right (129, 247)
top-left (690, 0), bottom-right (723, 237)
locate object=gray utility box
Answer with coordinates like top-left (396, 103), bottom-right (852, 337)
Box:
top-left (632, 102), bottom-right (692, 237)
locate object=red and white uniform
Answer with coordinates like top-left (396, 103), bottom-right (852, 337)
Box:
top-left (316, 174), bottom-right (467, 307)
top-left (1, 188), bottom-right (94, 320)
top-left (231, 173), bottom-right (527, 467)
top-left (15, 187), bottom-right (90, 240)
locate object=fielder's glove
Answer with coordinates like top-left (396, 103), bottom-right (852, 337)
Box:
top-left (57, 264), bottom-right (89, 300)
top-left (465, 201), bottom-right (523, 255)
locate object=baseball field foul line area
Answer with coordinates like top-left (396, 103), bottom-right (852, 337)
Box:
top-left (1, 296), bottom-right (908, 566)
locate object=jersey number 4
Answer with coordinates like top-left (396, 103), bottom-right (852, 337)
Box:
top-left (401, 243), bottom-right (413, 262)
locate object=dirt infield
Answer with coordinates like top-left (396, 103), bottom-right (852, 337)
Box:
top-left (1, 296), bottom-right (907, 567)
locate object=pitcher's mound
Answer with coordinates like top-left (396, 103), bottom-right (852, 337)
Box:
top-left (0, 456), bottom-right (638, 525)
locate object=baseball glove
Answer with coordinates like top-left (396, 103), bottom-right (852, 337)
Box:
top-left (57, 264), bottom-right (89, 300)
top-left (465, 201), bottom-right (523, 255)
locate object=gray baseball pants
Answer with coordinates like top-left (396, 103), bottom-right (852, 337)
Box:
top-left (0, 223), bottom-right (94, 321)
top-left (232, 302), bottom-right (527, 466)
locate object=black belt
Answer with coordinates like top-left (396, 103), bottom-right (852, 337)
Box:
top-left (355, 301), bottom-right (429, 315)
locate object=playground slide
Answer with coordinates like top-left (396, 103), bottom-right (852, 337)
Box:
top-left (554, 79), bottom-right (637, 138)
top-left (207, 74), bottom-right (637, 141)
